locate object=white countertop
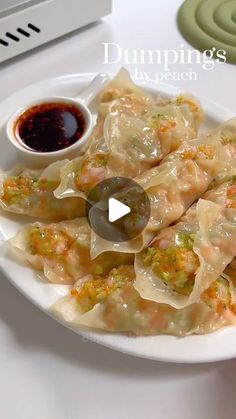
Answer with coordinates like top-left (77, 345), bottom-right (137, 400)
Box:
top-left (0, 1), bottom-right (236, 418)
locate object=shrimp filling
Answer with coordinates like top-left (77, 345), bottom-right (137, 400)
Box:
top-left (2, 176), bottom-right (58, 206)
top-left (71, 266), bottom-right (135, 312)
top-left (142, 232), bottom-right (199, 294)
top-left (75, 155), bottom-right (108, 193)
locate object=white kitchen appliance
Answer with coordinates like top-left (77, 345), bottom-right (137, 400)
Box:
top-left (0, 0), bottom-right (112, 63)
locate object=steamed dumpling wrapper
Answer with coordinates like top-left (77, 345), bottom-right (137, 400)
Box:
top-left (174, 94), bottom-right (203, 133)
top-left (9, 217), bottom-right (133, 285)
top-left (210, 117), bottom-right (236, 170)
top-left (98, 69), bottom-right (203, 176)
top-left (55, 69), bottom-right (203, 198)
top-left (98, 67), bottom-right (154, 117)
top-left (134, 175), bottom-right (236, 309)
top-left (55, 101), bottom-right (203, 199)
top-left (100, 97), bottom-right (203, 178)
top-left (52, 175), bottom-right (236, 333)
top-left (0, 161), bottom-right (85, 221)
top-left (54, 68), bottom-right (154, 199)
top-left (99, 68), bottom-right (203, 127)
top-left (211, 172), bottom-right (236, 281)
top-left (53, 265), bottom-right (236, 336)
top-left (102, 85), bottom-right (203, 176)
top-left (101, 275), bottom-right (236, 336)
top-left (89, 118), bottom-right (236, 258)
top-left (54, 121), bottom-right (109, 199)
top-left (90, 134), bottom-right (229, 258)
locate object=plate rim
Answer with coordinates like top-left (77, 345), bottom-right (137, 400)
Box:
top-left (0, 71), bottom-right (235, 364)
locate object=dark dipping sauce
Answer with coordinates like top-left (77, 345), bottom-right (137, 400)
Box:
top-left (16, 102), bottom-right (86, 153)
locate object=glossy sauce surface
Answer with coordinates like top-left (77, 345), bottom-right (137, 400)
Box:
top-left (16, 102), bottom-right (86, 153)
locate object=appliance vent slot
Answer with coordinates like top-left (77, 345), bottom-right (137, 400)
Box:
top-left (28, 23), bottom-right (41, 33)
top-left (0, 39), bottom-right (8, 47)
top-left (0, 24), bottom-right (41, 47)
top-left (17, 28), bottom-right (30, 38)
top-left (6, 32), bottom-right (20, 42)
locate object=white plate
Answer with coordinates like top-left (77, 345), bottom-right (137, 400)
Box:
top-left (0, 73), bottom-right (235, 364)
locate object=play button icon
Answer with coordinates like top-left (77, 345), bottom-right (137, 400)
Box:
top-left (86, 177), bottom-right (150, 243)
top-left (108, 198), bottom-right (131, 222)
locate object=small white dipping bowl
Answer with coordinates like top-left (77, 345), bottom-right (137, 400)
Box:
top-left (6, 74), bottom-right (110, 167)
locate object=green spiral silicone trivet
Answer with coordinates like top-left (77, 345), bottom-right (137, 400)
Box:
top-left (178, 0), bottom-right (236, 64)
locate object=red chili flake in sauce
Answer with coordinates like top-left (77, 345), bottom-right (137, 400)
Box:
top-left (16, 102), bottom-right (86, 153)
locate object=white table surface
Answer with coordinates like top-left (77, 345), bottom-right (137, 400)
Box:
top-left (0, 1), bottom-right (236, 418)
